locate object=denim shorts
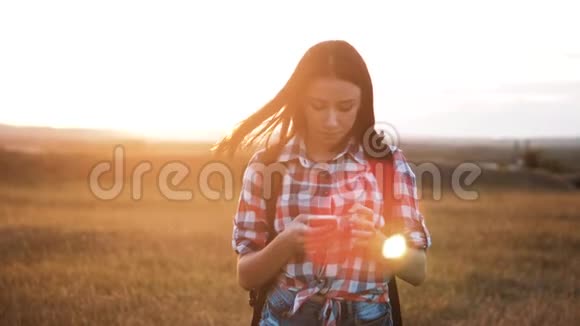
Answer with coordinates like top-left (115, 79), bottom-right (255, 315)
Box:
top-left (259, 286), bottom-right (393, 326)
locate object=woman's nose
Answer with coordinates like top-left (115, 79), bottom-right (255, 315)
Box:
top-left (324, 108), bottom-right (339, 128)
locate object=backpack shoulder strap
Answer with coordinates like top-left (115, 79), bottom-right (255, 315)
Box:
top-left (369, 153), bottom-right (404, 326)
top-left (264, 167), bottom-right (284, 243)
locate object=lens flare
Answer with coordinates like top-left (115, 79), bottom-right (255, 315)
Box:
top-left (382, 234), bottom-right (407, 259)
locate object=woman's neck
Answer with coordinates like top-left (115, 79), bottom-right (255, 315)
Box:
top-left (303, 134), bottom-right (344, 163)
top-left (306, 145), bottom-right (335, 162)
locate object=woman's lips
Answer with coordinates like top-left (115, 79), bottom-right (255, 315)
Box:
top-left (320, 131), bottom-right (342, 138)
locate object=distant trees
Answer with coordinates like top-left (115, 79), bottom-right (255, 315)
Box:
top-left (522, 147), bottom-right (540, 169)
top-left (520, 140), bottom-right (565, 173)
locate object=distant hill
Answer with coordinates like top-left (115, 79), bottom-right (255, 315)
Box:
top-left (0, 144), bottom-right (576, 193)
top-left (0, 123), bottom-right (133, 141)
top-left (0, 123), bottom-right (135, 153)
top-left (0, 124), bottom-right (214, 155)
top-left (0, 123), bottom-right (578, 172)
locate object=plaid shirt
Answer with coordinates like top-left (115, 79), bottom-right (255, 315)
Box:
top-left (232, 135), bottom-right (432, 325)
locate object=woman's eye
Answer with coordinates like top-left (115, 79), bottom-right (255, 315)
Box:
top-left (310, 102), bottom-right (326, 111)
top-left (338, 104), bottom-right (354, 112)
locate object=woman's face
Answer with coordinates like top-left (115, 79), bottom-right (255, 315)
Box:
top-left (302, 77), bottom-right (362, 149)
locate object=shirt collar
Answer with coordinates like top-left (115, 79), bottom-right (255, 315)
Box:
top-left (276, 134), bottom-right (367, 166)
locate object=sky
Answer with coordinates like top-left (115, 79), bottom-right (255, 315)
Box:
top-left (1, 0), bottom-right (579, 141)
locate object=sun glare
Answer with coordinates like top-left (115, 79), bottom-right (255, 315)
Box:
top-left (382, 234), bottom-right (407, 259)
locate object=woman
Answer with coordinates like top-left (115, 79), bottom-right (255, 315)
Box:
top-left (213, 40), bottom-right (432, 326)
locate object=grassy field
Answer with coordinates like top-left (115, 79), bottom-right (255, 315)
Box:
top-left (1, 152), bottom-right (579, 325)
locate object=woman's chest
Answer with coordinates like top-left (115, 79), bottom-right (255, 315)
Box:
top-left (273, 162), bottom-right (383, 231)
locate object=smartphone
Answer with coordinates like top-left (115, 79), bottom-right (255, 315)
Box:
top-left (308, 215), bottom-right (338, 228)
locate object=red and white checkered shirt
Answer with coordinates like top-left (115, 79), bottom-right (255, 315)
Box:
top-left (232, 135), bottom-right (431, 325)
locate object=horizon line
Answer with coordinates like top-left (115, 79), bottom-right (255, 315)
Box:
top-left (1, 121), bottom-right (579, 142)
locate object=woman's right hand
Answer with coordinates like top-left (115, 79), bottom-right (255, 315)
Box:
top-left (279, 214), bottom-right (336, 256)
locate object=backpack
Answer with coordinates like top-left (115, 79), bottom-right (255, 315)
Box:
top-left (247, 151), bottom-right (403, 326)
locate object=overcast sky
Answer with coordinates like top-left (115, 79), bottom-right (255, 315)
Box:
top-left (1, 0), bottom-right (578, 140)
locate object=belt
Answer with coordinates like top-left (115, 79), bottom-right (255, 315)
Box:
top-left (309, 293), bottom-right (355, 322)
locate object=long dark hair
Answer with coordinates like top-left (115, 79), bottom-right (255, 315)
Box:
top-left (212, 39), bottom-right (389, 161)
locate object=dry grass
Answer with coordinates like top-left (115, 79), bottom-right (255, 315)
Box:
top-left (1, 164), bottom-right (579, 325)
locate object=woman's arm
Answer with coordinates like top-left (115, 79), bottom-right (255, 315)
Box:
top-left (393, 247), bottom-right (427, 286)
top-left (371, 231), bottom-right (427, 286)
top-left (233, 156), bottom-right (295, 290)
top-left (237, 230), bottom-right (295, 290)
top-left (348, 203), bottom-right (429, 286)
top-left (349, 219), bottom-right (428, 286)
top-left (382, 150), bottom-right (432, 285)
top-left (237, 214), bottom-right (323, 290)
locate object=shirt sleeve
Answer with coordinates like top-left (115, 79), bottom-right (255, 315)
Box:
top-left (231, 152), bottom-right (271, 256)
top-left (391, 151), bottom-right (432, 250)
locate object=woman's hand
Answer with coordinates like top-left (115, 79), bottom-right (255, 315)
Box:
top-left (279, 214), bottom-right (336, 257)
top-left (348, 203), bottom-right (427, 285)
top-left (348, 203), bottom-right (410, 272)
top-left (347, 204), bottom-right (387, 258)
top-left (347, 204), bottom-right (403, 278)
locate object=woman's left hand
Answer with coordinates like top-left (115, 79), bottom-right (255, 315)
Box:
top-left (347, 203), bottom-right (387, 258)
top-left (347, 204), bottom-right (427, 285)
